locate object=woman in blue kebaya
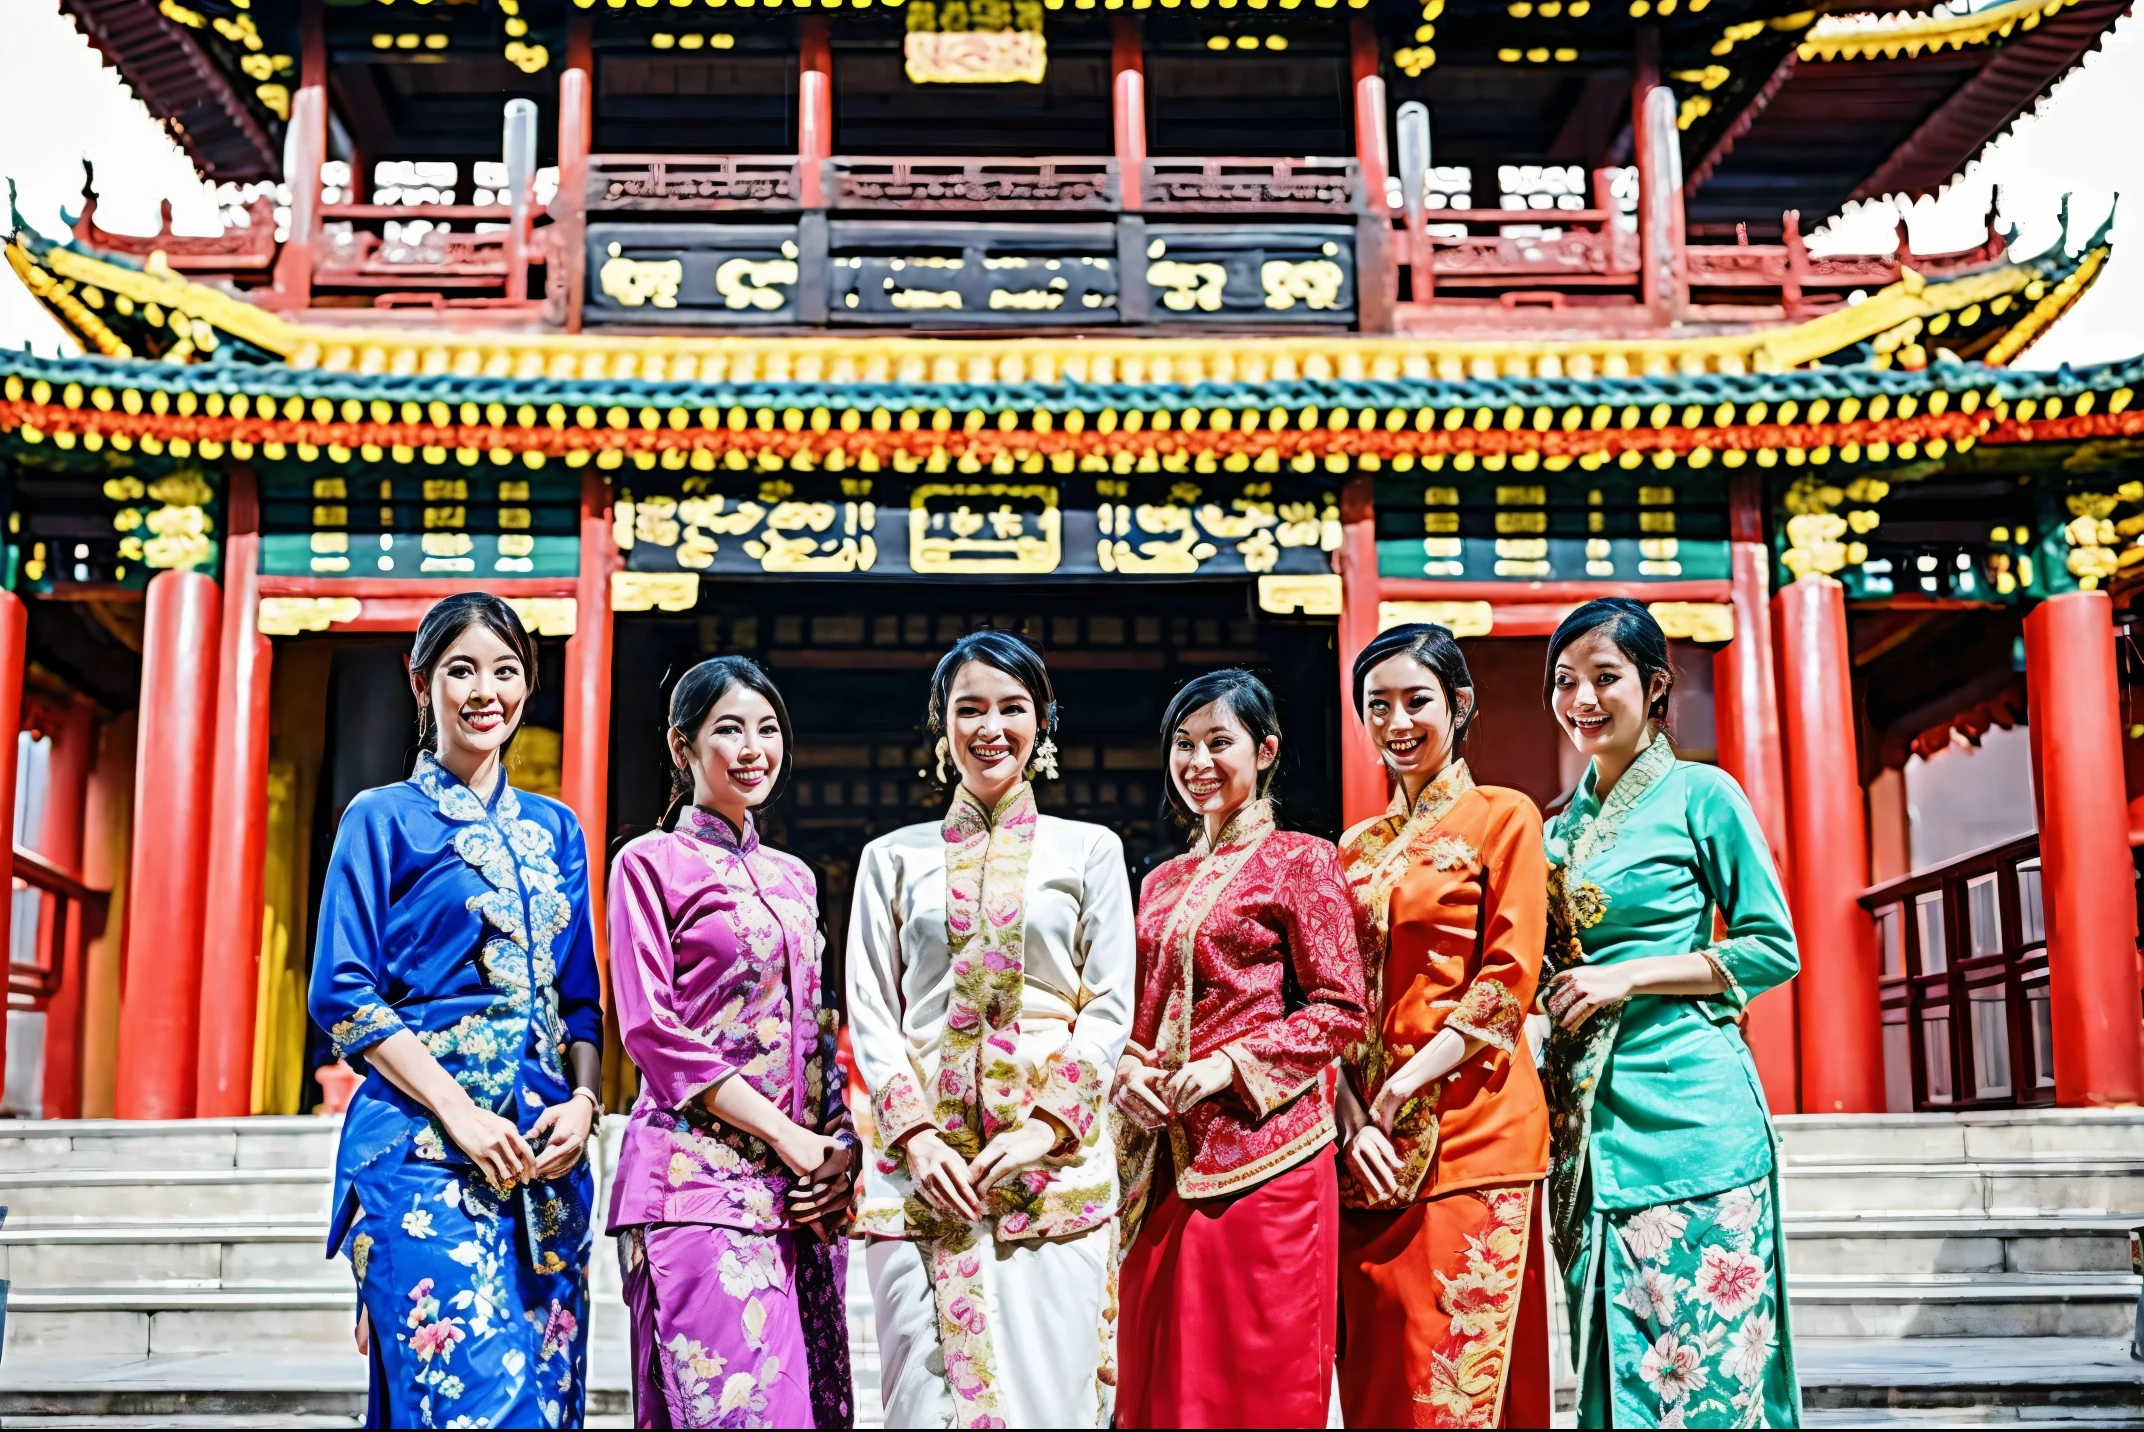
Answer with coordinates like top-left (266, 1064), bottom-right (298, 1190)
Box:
top-left (309, 593), bottom-right (604, 1430)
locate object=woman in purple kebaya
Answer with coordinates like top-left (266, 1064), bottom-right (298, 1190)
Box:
top-left (606, 657), bottom-right (856, 1429)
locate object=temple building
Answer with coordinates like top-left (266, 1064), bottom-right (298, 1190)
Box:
top-left (2, 0), bottom-right (2140, 1134)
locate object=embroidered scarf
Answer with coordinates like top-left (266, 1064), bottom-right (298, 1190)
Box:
top-left (1337, 760), bottom-right (1475, 1206)
top-left (935, 780), bottom-right (1039, 1159)
top-left (1543, 731), bottom-right (1677, 1269)
top-left (905, 781), bottom-right (1039, 1430)
top-left (1115, 799), bottom-right (1277, 1246)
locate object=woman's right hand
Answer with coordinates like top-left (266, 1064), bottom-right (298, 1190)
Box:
top-left (775, 1126), bottom-right (843, 1181)
top-left (1346, 1123), bottom-right (1403, 1205)
top-left (902, 1128), bottom-right (983, 1222)
top-left (438, 1100), bottom-right (537, 1189)
top-left (1113, 1054), bottom-right (1172, 1127)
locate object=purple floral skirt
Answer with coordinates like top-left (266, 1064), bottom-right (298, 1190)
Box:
top-left (617, 1222), bottom-right (852, 1429)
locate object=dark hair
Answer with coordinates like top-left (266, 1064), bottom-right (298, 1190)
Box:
top-left (662, 656), bottom-right (794, 831)
top-left (408, 593), bottom-right (538, 754)
top-left (926, 629), bottom-right (1059, 749)
top-left (1350, 622), bottom-right (1477, 745)
top-left (1544, 597), bottom-right (1675, 721)
top-left (1158, 668), bottom-right (1283, 819)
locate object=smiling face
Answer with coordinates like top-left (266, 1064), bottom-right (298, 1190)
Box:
top-left (1361, 652), bottom-right (1468, 789)
top-left (945, 660), bottom-right (1039, 807)
top-left (417, 621), bottom-right (528, 769)
top-left (672, 683), bottom-right (784, 827)
top-left (1169, 699), bottom-right (1278, 826)
top-left (1550, 626), bottom-right (1668, 765)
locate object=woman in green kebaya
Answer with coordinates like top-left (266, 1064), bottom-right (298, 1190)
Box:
top-left (1540, 598), bottom-right (1801, 1429)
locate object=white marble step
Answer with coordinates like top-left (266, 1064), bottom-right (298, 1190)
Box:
top-left (1781, 1213), bottom-right (2133, 1277)
top-left (1778, 1111), bottom-right (2144, 1165)
top-left (1780, 1158), bottom-right (2144, 1217)
top-left (0, 1169), bottom-right (332, 1226)
top-left (0, 1118), bottom-right (338, 1174)
top-left (1790, 1273), bottom-right (2139, 1339)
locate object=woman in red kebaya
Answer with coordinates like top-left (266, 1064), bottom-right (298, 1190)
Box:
top-left (1111, 668), bottom-right (1367, 1429)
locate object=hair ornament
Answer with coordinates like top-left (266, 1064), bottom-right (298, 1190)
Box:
top-left (1030, 735), bottom-right (1060, 781)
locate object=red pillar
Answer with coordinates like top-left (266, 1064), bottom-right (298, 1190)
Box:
top-left (2024, 592), bottom-right (2144, 1106)
top-left (1631, 26), bottom-right (1686, 323)
top-left (0, 595), bottom-right (25, 1108)
top-left (114, 571), bottom-right (222, 1120)
top-left (1774, 576), bottom-right (1884, 1113)
top-left (1714, 476), bottom-right (1796, 1112)
top-left (271, 0), bottom-right (327, 309)
top-left (558, 15), bottom-right (593, 332)
top-left (1337, 476), bottom-right (1386, 830)
top-left (798, 17), bottom-right (833, 208)
top-left (197, 471), bottom-right (273, 1117)
top-left (563, 470), bottom-right (618, 1094)
top-left (1112, 17), bottom-right (1146, 212)
top-left (36, 693), bottom-right (96, 1120)
top-left (1349, 18), bottom-right (1389, 204)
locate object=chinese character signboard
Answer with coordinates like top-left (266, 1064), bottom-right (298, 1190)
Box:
top-left (1374, 473), bottom-right (1730, 583)
top-left (259, 464), bottom-right (580, 578)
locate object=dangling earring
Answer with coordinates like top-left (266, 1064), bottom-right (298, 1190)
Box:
top-left (1030, 735), bottom-right (1060, 781)
top-left (935, 737), bottom-right (952, 784)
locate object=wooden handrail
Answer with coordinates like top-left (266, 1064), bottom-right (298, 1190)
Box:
top-left (1856, 833), bottom-right (2039, 910)
top-left (13, 845), bottom-right (107, 908)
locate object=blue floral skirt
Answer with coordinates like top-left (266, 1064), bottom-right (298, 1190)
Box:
top-left (347, 1159), bottom-right (593, 1429)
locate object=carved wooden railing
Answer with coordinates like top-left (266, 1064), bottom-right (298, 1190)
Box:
top-left (71, 193), bottom-right (278, 276)
top-left (1858, 835), bottom-right (2058, 1112)
top-left (6, 844), bottom-right (107, 1009)
top-left (826, 157), bottom-right (1118, 211)
top-left (588, 154), bottom-right (803, 212)
top-left (312, 198), bottom-right (548, 300)
top-left (1140, 157), bottom-right (1357, 215)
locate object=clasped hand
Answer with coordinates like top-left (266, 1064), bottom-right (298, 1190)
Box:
top-left (775, 1128), bottom-right (856, 1242)
top-left (1111, 1051), bottom-right (1235, 1126)
top-left (902, 1115), bottom-right (1065, 1222)
top-left (442, 1098), bottom-right (593, 1189)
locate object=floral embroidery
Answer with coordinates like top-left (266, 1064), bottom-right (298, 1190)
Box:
top-left (1113, 799), bottom-right (1275, 1244)
top-left (1604, 1177), bottom-right (1784, 1429)
top-left (1413, 1185), bottom-right (1535, 1428)
top-left (1422, 834), bottom-right (1478, 872)
top-left (935, 782), bottom-right (1039, 1156)
top-left (1446, 976), bottom-right (1525, 1053)
top-left (873, 1069), bottom-right (934, 1150)
top-left (330, 1001), bottom-right (406, 1060)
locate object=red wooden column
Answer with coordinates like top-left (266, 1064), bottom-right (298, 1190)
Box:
top-left (798, 17), bottom-right (833, 208)
top-left (271, 0), bottom-right (327, 309)
top-left (1631, 26), bottom-right (1686, 323)
top-left (1774, 575), bottom-right (1884, 1113)
top-left (36, 693), bottom-right (96, 1120)
top-left (114, 571), bottom-right (222, 1119)
top-left (1713, 474), bottom-right (1796, 1111)
top-left (2024, 592), bottom-right (2144, 1106)
top-left (1112, 17), bottom-right (1146, 210)
top-left (562, 471), bottom-right (619, 1094)
top-left (1349, 18), bottom-right (1389, 202)
top-left (197, 471), bottom-right (273, 1117)
top-left (1337, 476), bottom-right (1386, 830)
top-left (0, 594), bottom-right (25, 1107)
top-left (558, 14), bottom-right (594, 332)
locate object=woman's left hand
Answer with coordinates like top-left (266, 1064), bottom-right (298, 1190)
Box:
top-left (1158, 1053), bottom-right (1236, 1113)
top-left (1547, 964), bottom-right (1638, 1031)
top-left (1369, 1064), bottom-right (1430, 1136)
top-left (966, 1116), bottom-right (1064, 1196)
top-left (527, 1094), bottom-right (596, 1181)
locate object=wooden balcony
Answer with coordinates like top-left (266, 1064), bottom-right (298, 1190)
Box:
top-left (7, 843), bottom-right (107, 1010)
top-left (1859, 836), bottom-right (2063, 1112)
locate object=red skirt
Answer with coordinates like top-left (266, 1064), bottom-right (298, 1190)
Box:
top-left (1336, 1181), bottom-right (1553, 1429)
top-left (1116, 1152), bottom-right (1339, 1429)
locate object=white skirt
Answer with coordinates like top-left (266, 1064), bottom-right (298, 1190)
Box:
top-left (865, 1226), bottom-right (1112, 1429)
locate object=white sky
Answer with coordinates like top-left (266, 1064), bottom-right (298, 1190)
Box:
top-left (1, 0), bottom-right (2140, 366)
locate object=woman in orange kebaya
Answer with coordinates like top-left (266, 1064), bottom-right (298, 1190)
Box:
top-left (1335, 622), bottom-right (1553, 1429)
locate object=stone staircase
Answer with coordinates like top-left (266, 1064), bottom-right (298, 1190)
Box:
top-left (0, 1110), bottom-right (2135, 1426)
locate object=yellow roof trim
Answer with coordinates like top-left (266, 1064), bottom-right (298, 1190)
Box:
top-left (1800, 0), bottom-right (2071, 62)
top-left (5, 233), bottom-right (2065, 385)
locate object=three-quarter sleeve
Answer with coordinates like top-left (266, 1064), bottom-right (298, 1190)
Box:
top-left (551, 810), bottom-right (604, 1051)
top-left (308, 796), bottom-right (408, 1064)
top-left (1445, 797), bottom-right (1548, 1054)
top-left (607, 842), bottom-right (740, 1111)
top-left (1220, 839), bottom-right (1367, 1118)
top-left (845, 840), bottom-right (936, 1149)
top-left (1039, 827), bottom-right (1136, 1143)
top-left (1686, 765), bottom-right (1799, 1013)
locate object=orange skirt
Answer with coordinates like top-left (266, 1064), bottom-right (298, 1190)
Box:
top-left (1337, 1182), bottom-right (1552, 1429)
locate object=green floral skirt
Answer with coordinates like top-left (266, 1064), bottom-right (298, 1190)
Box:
top-left (1570, 1175), bottom-right (1800, 1429)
